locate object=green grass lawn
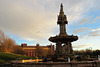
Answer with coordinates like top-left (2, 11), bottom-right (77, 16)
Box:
top-left (0, 52), bottom-right (36, 64)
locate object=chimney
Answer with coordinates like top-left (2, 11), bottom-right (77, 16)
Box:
top-left (21, 43), bottom-right (27, 47)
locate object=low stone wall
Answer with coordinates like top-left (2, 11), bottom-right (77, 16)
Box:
top-left (11, 60), bottom-right (100, 67)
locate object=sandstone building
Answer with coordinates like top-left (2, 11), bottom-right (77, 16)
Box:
top-left (21, 43), bottom-right (54, 57)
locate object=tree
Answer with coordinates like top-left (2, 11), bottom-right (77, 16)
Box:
top-left (0, 38), bottom-right (15, 53)
top-left (0, 29), bottom-right (27, 55)
top-left (93, 50), bottom-right (100, 57)
top-left (13, 45), bottom-right (27, 55)
top-left (36, 46), bottom-right (43, 58)
top-left (0, 30), bottom-right (15, 53)
top-left (0, 30), bottom-right (5, 46)
top-left (35, 44), bottom-right (50, 58)
top-left (42, 49), bottom-right (49, 57)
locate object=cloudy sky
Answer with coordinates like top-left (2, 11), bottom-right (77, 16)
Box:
top-left (0, 0), bottom-right (100, 50)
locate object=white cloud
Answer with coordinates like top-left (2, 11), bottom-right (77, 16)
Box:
top-left (87, 27), bottom-right (100, 37)
top-left (0, 0), bottom-right (56, 41)
top-left (73, 44), bottom-right (93, 49)
top-left (73, 27), bottom-right (90, 34)
top-left (89, 16), bottom-right (100, 24)
top-left (0, 0), bottom-right (100, 45)
top-left (92, 27), bottom-right (100, 31)
top-left (78, 17), bottom-right (91, 25)
top-left (78, 27), bottom-right (100, 39)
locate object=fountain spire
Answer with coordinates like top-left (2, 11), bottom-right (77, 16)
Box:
top-left (59, 3), bottom-right (64, 17)
top-left (57, 3), bottom-right (68, 36)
